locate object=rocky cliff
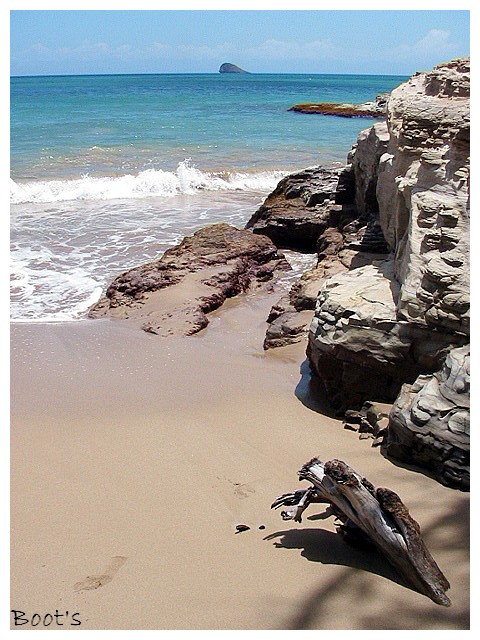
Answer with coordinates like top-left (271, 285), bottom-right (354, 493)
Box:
top-left (305, 57), bottom-right (470, 489)
top-left (377, 57), bottom-right (469, 336)
top-left (249, 57), bottom-right (470, 489)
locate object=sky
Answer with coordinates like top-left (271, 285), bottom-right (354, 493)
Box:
top-left (8, 5), bottom-right (472, 76)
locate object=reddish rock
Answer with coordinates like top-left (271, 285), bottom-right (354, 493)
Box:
top-left (288, 94), bottom-right (389, 118)
top-left (89, 223), bottom-right (290, 336)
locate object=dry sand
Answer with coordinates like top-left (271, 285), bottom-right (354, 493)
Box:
top-left (10, 290), bottom-right (469, 630)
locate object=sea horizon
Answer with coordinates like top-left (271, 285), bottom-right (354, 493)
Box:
top-left (11, 70), bottom-right (409, 78)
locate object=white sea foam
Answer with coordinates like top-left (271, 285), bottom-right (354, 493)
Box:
top-left (10, 165), bottom-right (297, 323)
top-left (10, 187), bottom-right (266, 322)
top-left (10, 246), bottom-right (105, 323)
top-left (10, 160), bottom-right (287, 204)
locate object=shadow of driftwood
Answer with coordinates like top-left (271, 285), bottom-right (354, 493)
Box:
top-left (294, 359), bottom-right (337, 418)
top-left (306, 509), bottom-right (335, 522)
top-left (265, 527), bottom-right (407, 588)
top-left (268, 497), bottom-right (469, 630)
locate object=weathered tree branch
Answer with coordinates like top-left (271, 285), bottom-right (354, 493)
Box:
top-left (271, 458), bottom-right (451, 606)
top-left (271, 487), bottom-right (330, 522)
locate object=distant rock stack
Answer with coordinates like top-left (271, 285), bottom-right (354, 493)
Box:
top-left (219, 63), bottom-right (249, 74)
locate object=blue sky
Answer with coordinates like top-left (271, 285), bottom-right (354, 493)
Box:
top-left (10, 8), bottom-right (470, 76)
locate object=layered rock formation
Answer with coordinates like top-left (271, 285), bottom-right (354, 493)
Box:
top-left (250, 57), bottom-right (470, 488)
top-left (307, 58), bottom-right (469, 389)
top-left (387, 345), bottom-right (470, 491)
top-left (288, 93), bottom-right (389, 118)
top-left (304, 57), bottom-right (470, 488)
top-left (89, 223), bottom-right (289, 336)
top-left (255, 121), bottom-right (391, 349)
top-left (307, 259), bottom-right (466, 409)
top-left (377, 57), bottom-right (470, 336)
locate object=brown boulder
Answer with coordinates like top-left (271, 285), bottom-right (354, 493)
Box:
top-left (89, 223), bottom-right (290, 336)
top-left (245, 166), bottom-right (350, 252)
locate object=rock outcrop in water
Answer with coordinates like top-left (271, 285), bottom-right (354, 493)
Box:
top-left (288, 93), bottom-right (389, 118)
top-left (219, 63), bottom-right (249, 74)
top-left (89, 223), bottom-right (289, 336)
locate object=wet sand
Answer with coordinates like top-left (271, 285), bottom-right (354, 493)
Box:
top-left (10, 291), bottom-right (469, 630)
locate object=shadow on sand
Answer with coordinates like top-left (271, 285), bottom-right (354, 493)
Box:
top-left (294, 359), bottom-right (338, 418)
top-left (265, 525), bottom-right (407, 589)
top-left (266, 497), bottom-right (469, 630)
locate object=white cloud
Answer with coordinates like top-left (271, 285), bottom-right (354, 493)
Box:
top-left (417, 29), bottom-right (452, 49)
top-left (246, 38), bottom-right (337, 61)
top-left (147, 42), bottom-right (171, 54)
top-left (21, 40), bottom-right (112, 62)
top-left (15, 36), bottom-right (339, 69)
top-left (392, 29), bottom-right (458, 60)
top-left (175, 42), bottom-right (236, 60)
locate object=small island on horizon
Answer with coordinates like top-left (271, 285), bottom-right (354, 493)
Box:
top-left (219, 62), bottom-right (249, 74)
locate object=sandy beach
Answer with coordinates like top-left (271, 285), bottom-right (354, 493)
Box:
top-left (10, 289), bottom-right (469, 630)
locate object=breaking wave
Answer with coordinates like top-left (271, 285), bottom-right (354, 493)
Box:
top-left (10, 160), bottom-right (287, 204)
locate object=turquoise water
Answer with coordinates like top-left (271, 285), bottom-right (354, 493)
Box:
top-left (11, 73), bottom-right (404, 178)
top-left (10, 72), bottom-right (405, 321)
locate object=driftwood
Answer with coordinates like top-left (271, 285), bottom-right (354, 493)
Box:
top-left (271, 458), bottom-right (451, 606)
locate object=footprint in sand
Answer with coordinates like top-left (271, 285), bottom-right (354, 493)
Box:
top-left (74, 556), bottom-right (127, 592)
top-left (233, 483), bottom-right (256, 499)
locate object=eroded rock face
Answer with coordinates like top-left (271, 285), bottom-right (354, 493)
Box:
top-left (262, 231), bottom-right (391, 349)
top-left (386, 345), bottom-right (470, 490)
top-left (307, 58), bottom-right (469, 409)
top-left (260, 123), bottom-right (391, 349)
top-left (89, 223), bottom-right (289, 336)
top-left (306, 261), bottom-right (466, 410)
top-left (304, 58), bottom-right (470, 488)
top-left (377, 57), bottom-right (470, 335)
top-left (245, 166), bottom-right (350, 252)
top-left (350, 122), bottom-right (390, 219)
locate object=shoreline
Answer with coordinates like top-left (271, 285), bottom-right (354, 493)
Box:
top-left (10, 291), bottom-right (469, 630)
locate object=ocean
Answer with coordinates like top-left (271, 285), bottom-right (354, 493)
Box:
top-left (10, 72), bottom-right (406, 322)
